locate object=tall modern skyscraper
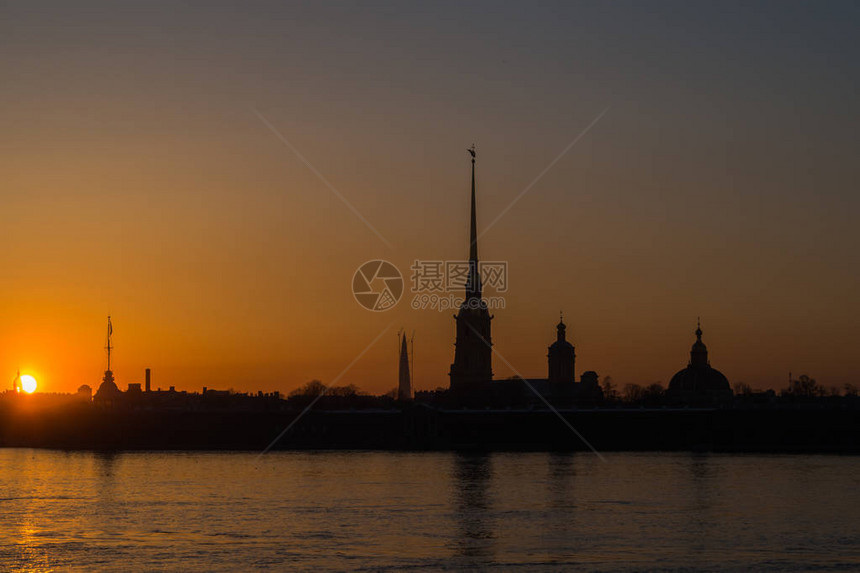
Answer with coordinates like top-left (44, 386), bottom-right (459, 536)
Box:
top-left (398, 332), bottom-right (413, 401)
top-left (449, 147), bottom-right (493, 391)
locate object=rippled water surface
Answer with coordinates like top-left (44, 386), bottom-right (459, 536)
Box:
top-left (1, 450), bottom-right (859, 571)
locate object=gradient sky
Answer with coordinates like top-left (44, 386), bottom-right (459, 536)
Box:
top-left (2, 1), bottom-right (859, 395)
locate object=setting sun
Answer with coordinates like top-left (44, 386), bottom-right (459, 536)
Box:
top-left (20, 375), bottom-right (37, 394)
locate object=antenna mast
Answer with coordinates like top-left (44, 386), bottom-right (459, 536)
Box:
top-left (106, 316), bottom-right (113, 372)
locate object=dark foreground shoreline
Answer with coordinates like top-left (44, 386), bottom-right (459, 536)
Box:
top-left (2, 405), bottom-right (859, 453)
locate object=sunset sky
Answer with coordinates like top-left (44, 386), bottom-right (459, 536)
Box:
top-left (2, 1), bottom-right (859, 395)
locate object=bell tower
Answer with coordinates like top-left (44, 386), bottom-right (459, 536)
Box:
top-left (548, 313), bottom-right (576, 384)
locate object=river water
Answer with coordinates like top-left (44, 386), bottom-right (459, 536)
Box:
top-left (1, 450), bottom-right (858, 571)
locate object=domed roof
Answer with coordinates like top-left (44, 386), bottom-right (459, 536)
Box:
top-left (549, 315), bottom-right (574, 352)
top-left (668, 365), bottom-right (731, 402)
top-left (667, 321), bottom-right (732, 404)
top-left (549, 337), bottom-right (574, 351)
top-left (95, 380), bottom-right (120, 396)
top-left (94, 370), bottom-right (121, 400)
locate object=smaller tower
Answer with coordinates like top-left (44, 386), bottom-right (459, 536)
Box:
top-left (548, 313), bottom-right (576, 384)
top-left (145, 368), bottom-right (151, 393)
top-left (398, 332), bottom-right (412, 401)
top-left (689, 317), bottom-right (708, 367)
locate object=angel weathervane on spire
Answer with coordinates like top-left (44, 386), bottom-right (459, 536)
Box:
top-left (468, 144), bottom-right (476, 162)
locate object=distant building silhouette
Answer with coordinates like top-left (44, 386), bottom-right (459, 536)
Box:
top-left (578, 370), bottom-right (603, 399)
top-left (76, 384), bottom-right (93, 401)
top-left (480, 319), bottom-right (602, 406)
top-left (398, 332), bottom-right (413, 401)
top-left (94, 316), bottom-right (122, 405)
top-left (449, 148), bottom-right (493, 391)
top-left (547, 314), bottom-right (575, 384)
top-left (444, 152), bottom-right (603, 406)
top-left (667, 320), bottom-right (732, 405)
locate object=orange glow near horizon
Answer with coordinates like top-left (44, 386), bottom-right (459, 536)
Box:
top-left (1, 2), bottom-right (859, 397)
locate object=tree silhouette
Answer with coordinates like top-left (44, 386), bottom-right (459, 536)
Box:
top-left (623, 383), bottom-right (644, 403)
top-left (601, 376), bottom-right (619, 402)
top-left (733, 381), bottom-right (752, 396)
top-left (787, 374), bottom-right (825, 398)
top-left (289, 379), bottom-right (326, 398)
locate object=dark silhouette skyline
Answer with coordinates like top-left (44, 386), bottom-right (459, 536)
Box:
top-left (4, 152), bottom-right (854, 408)
top-left (4, 2), bottom-right (859, 396)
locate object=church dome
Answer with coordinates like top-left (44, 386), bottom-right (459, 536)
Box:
top-left (548, 317), bottom-right (574, 352)
top-left (549, 341), bottom-right (574, 352)
top-left (95, 380), bottom-right (120, 397)
top-left (667, 322), bottom-right (732, 405)
top-left (94, 370), bottom-right (121, 402)
top-left (668, 365), bottom-right (731, 402)
top-left (549, 338), bottom-right (574, 352)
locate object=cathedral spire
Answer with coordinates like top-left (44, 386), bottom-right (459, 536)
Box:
top-left (469, 144), bottom-right (478, 263)
top-left (449, 147), bottom-right (493, 391)
top-left (466, 145), bottom-right (482, 300)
